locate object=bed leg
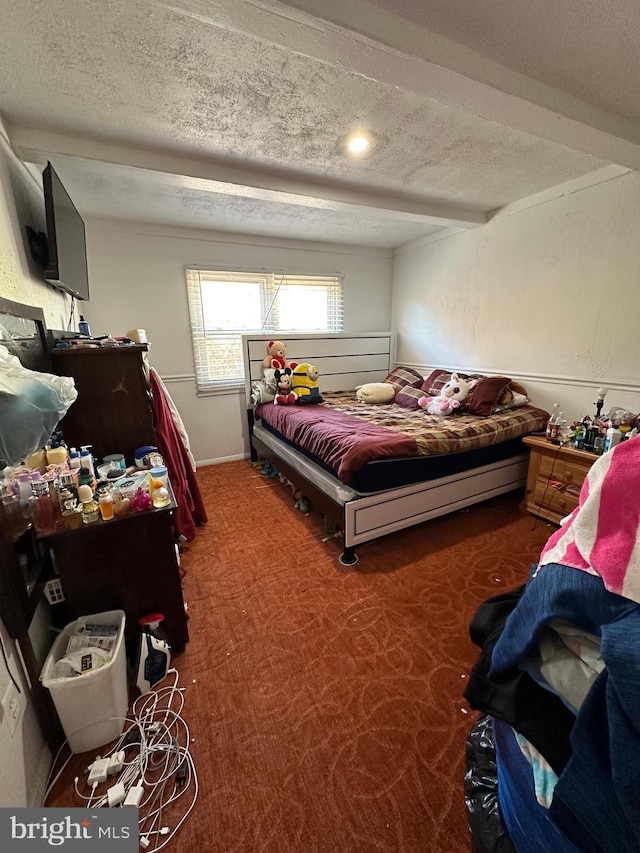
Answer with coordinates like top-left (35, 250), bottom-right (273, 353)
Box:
top-left (339, 547), bottom-right (358, 566)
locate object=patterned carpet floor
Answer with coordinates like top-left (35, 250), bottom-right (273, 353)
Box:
top-left (46, 459), bottom-right (554, 852)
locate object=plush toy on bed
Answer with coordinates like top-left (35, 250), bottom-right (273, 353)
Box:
top-left (355, 382), bottom-right (396, 404)
top-left (273, 367), bottom-right (297, 405)
top-left (262, 340), bottom-right (297, 371)
top-left (291, 363), bottom-right (323, 404)
top-left (418, 373), bottom-right (477, 415)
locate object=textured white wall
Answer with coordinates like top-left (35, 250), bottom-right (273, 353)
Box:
top-left (84, 219), bottom-right (393, 463)
top-left (392, 170), bottom-right (640, 423)
top-left (0, 120), bottom-right (68, 328)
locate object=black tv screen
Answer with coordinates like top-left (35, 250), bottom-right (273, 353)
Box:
top-left (43, 162), bottom-right (90, 301)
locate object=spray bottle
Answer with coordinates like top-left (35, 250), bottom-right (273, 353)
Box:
top-left (135, 613), bottom-right (171, 695)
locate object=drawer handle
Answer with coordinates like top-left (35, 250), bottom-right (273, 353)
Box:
top-left (565, 472), bottom-right (573, 482)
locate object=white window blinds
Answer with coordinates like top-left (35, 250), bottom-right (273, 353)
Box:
top-left (185, 268), bottom-right (344, 394)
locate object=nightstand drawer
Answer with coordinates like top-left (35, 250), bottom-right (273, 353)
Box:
top-left (538, 455), bottom-right (588, 488)
top-left (532, 479), bottom-right (580, 517)
top-left (523, 435), bottom-right (597, 526)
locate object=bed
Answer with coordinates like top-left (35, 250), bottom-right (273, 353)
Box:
top-left (243, 333), bottom-right (549, 564)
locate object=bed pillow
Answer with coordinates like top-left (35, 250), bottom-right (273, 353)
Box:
top-left (394, 384), bottom-right (425, 410)
top-left (382, 365), bottom-right (424, 395)
top-left (420, 368), bottom-right (455, 397)
top-left (464, 376), bottom-right (513, 416)
top-left (421, 369), bottom-right (483, 397)
top-left (492, 391), bottom-right (530, 413)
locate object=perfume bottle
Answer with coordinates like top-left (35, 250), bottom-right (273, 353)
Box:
top-left (29, 480), bottom-right (58, 536)
top-left (151, 485), bottom-right (170, 508)
top-left (97, 486), bottom-right (115, 521)
top-left (57, 472), bottom-right (78, 513)
top-left (78, 484), bottom-right (99, 524)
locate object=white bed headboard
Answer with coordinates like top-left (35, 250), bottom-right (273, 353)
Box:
top-left (242, 332), bottom-right (395, 402)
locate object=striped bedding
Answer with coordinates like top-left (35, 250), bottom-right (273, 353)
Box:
top-left (256, 391), bottom-right (548, 485)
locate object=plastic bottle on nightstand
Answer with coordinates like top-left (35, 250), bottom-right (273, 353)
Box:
top-left (604, 424), bottom-right (622, 452)
top-left (555, 412), bottom-right (567, 444)
top-left (546, 403), bottom-right (560, 441)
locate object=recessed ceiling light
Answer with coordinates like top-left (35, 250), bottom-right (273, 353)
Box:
top-left (340, 131), bottom-right (376, 158)
top-left (347, 134), bottom-right (371, 154)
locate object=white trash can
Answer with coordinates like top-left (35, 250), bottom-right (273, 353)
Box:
top-left (41, 609), bottom-right (128, 754)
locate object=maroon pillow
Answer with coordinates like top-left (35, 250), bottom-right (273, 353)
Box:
top-left (421, 369), bottom-right (455, 397)
top-left (394, 385), bottom-right (425, 410)
top-left (383, 365), bottom-right (424, 395)
top-left (421, 369), bottom-right (482, 397)
top-left (464, 376), bottom-right (512, 416)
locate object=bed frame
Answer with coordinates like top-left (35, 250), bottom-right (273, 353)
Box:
top-left (243, 333), bottom-right (529, 565)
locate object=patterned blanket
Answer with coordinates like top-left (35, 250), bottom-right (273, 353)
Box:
top-left (256, 391), bottom-right (548, 484)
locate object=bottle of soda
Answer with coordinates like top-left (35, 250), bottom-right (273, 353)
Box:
top-left (546, 403), bottom-right (560, 441)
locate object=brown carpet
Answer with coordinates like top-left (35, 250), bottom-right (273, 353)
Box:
top-left (47, 460), bottom-right (554, 852)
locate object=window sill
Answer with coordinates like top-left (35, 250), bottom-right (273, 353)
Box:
top-left (196, 382), bottom-right (244, 397)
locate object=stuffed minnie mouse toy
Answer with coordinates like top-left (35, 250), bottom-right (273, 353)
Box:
top-left (273, 367), bottom-right (297, 405)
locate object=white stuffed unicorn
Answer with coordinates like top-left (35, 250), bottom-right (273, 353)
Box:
top-left (418, 373), bottom-right (477, 416)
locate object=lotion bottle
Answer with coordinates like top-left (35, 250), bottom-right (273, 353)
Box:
top-left (80, 446), bottom-right (94, 476)
top-left (68, 447), bottom-right (81, 470)
top-left (604, 424), bottom-right (622, 452)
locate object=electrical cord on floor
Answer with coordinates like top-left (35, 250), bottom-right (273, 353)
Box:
top-left (45, 669), bottom-right (198, 851)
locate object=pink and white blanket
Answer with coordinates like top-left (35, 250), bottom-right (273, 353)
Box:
top-left (538, 437), bottom-right (640, 604)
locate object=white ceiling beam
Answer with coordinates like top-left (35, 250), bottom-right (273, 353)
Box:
top-left (152, 0), bottom-right (640, 170)
top-left (11, 127), bottom-right (486, 228)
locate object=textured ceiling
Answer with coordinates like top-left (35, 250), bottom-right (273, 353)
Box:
top-left (349, 0), bottom-right (640, 123)
top-left (0, 0), bottom-right (634, 248)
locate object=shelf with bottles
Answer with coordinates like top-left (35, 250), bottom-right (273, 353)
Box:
top-left (38, 478), bottom-right (177, 541)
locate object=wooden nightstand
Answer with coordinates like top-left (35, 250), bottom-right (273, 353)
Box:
top-left (522, 435), bottom-right (597, 525)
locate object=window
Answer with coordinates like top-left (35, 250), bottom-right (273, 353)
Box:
top-left (185, 268), bottom-right (344, 394)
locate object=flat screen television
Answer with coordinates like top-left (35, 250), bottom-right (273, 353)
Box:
top-left (43, 161), bottom-right (90, 301)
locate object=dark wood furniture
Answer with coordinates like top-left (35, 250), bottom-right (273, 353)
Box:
top-left (49, 345), bottom-right (188, 657)
top-left (51, 344), bottom-right (156, 466)
top-left (522, 434), bottom-right (596, 525)
top-left (43, 490), bottom-right (189, 659)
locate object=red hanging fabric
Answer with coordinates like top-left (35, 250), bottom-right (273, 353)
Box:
top-left (148, 368), bottom-right (207, 541)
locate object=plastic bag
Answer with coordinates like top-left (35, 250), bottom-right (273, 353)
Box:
top-left (464, 714), bottom-right (515, 853)
top-left (0, 345), bottom-right (77, 465)
top-left (608, 406), bottom-right (637, 427)
top-left (52, 646), bottom-right (111, 678)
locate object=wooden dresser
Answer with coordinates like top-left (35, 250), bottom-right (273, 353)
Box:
top-left (51, 344), bottom-right (156, 465)
top-left (522, 435), bottom-right (597, 525)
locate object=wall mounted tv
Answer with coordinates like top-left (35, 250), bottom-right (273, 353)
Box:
top-left (42, 161), bottom-right (90, 301)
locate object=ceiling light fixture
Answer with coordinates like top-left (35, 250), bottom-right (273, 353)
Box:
top-left (347, 134), bottom-right (370, 154)
top-left (340, 131), bottom-right (376, 158)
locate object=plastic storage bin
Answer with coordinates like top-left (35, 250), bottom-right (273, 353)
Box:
top-left (41, 610), bottom-right (128, 754)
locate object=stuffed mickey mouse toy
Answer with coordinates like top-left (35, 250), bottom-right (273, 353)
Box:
top-left (273, 367), bottom-right (297, 405)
